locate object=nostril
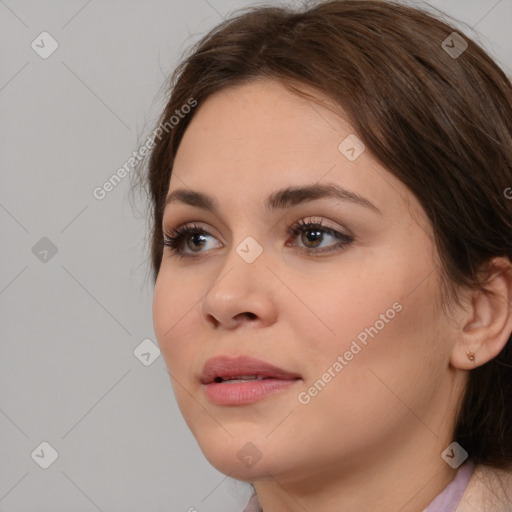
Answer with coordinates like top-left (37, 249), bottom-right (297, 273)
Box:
top-left (236, 312), bottom-right (257, 320)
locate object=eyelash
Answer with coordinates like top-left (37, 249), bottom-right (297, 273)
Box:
top-left (162, 219), bottom-right (354, 259)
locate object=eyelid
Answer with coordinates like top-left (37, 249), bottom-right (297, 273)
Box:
top-left (162, 216), bottom-right (354, 258)
top-left (163, 222), bottom-right (223, 248)
top-left (286, 219), bottom-right (354, 253)
top-left (163, 221), bottom-right (223, 242)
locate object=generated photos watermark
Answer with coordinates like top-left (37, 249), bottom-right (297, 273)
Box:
top-left (297, 301), bottom-right (403, 405)
top-left (92, 97), bottom-right (197, 200)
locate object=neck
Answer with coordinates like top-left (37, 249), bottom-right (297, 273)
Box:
top-left (252, 421), bottom-right (460, 512)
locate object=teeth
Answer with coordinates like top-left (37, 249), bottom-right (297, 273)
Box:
top-left (221, 375), bottom-right (266, 383)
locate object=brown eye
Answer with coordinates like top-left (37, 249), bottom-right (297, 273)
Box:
top-left (163, 224), bottom-right (221, 257)
top-left (288, 219), bottom-right (354, 254)
top-left (300, 228), bottom-right (324, 248)
top-left (185, 233), bottom-right (208, 252)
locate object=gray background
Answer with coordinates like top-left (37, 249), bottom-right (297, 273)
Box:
top-left (1, 0), bottom-right (511, 511)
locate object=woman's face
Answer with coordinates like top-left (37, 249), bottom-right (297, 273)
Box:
top-left (153, 78), bottom-right (464, 486)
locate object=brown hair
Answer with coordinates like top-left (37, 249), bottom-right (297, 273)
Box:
top-left (137, 0), bottom-right (512, 469)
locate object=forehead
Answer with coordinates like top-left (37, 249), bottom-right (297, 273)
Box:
top-left (175, 79), bottom-right (345, 169)
top-left (169, 78), bottom-right (425, 229)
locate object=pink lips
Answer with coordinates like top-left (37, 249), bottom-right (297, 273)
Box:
top-left (200, 355), bottom-right (301, 405)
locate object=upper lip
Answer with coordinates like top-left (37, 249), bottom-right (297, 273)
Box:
top-left (200, 355), bottom-right (301, 384)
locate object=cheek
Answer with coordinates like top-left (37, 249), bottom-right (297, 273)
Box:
top-left (288, 259), bottom-right (405, 366)
top-left (304, 271), bottom-right (444, 421)
top-left (288, 307), bottom-right (442, 472)
top-left (152, 272), bottom-right (199, 371)
top-left (153, 275), bottom-right (173, 346)
top-left (295, 248), bottom-right (444, 404)
top-left (153, 273), bottom-right (207, 429)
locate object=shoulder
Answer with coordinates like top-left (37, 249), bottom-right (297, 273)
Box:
top-left (456, 463), bottom-right (512, 512)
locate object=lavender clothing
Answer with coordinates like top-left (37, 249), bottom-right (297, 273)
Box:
top-left (242, 461), bottom-right (475, 512)
top-left (424, 460), bottom-right (475, 512)
top-left (242, 493), bottom-right (262, 512)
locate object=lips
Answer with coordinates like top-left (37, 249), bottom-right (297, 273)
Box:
top-left (200, 355), bottom-right (301, 384)
top-left (200, 355), bottom-right (302, 405)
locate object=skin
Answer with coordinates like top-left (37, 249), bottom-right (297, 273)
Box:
top-left (152, 78), bottom-right (512, 512)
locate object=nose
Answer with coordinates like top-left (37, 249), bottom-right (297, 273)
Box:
top-left (201, 242), bottom-right (278, 330)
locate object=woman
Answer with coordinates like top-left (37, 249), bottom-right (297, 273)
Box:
top-left (139, 0), bottom-right (512, 510)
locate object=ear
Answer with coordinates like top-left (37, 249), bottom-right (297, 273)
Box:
top-left (450, 257), bottom-right (512, 370)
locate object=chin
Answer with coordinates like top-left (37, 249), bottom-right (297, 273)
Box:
top-left (192, 426), bottom-right (289, 480)
top-left (199, 441), bottom-right (265, 480)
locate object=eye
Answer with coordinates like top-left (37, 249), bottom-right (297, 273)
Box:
top-left (286, 218), bottom-right (354, 254)
top-left (162, 218), bottom-right (354, 259)
top-left (162, 223), bottom-right (220, 258)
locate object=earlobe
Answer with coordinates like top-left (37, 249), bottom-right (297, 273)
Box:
top-left (450, 257), bottom-right (512, 371)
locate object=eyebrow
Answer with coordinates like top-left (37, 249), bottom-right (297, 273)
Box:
top-left (164, 183), bottom-right (381, 215)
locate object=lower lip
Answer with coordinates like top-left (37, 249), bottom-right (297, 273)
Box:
top-left (203, 378), bottom-right (300, 405)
